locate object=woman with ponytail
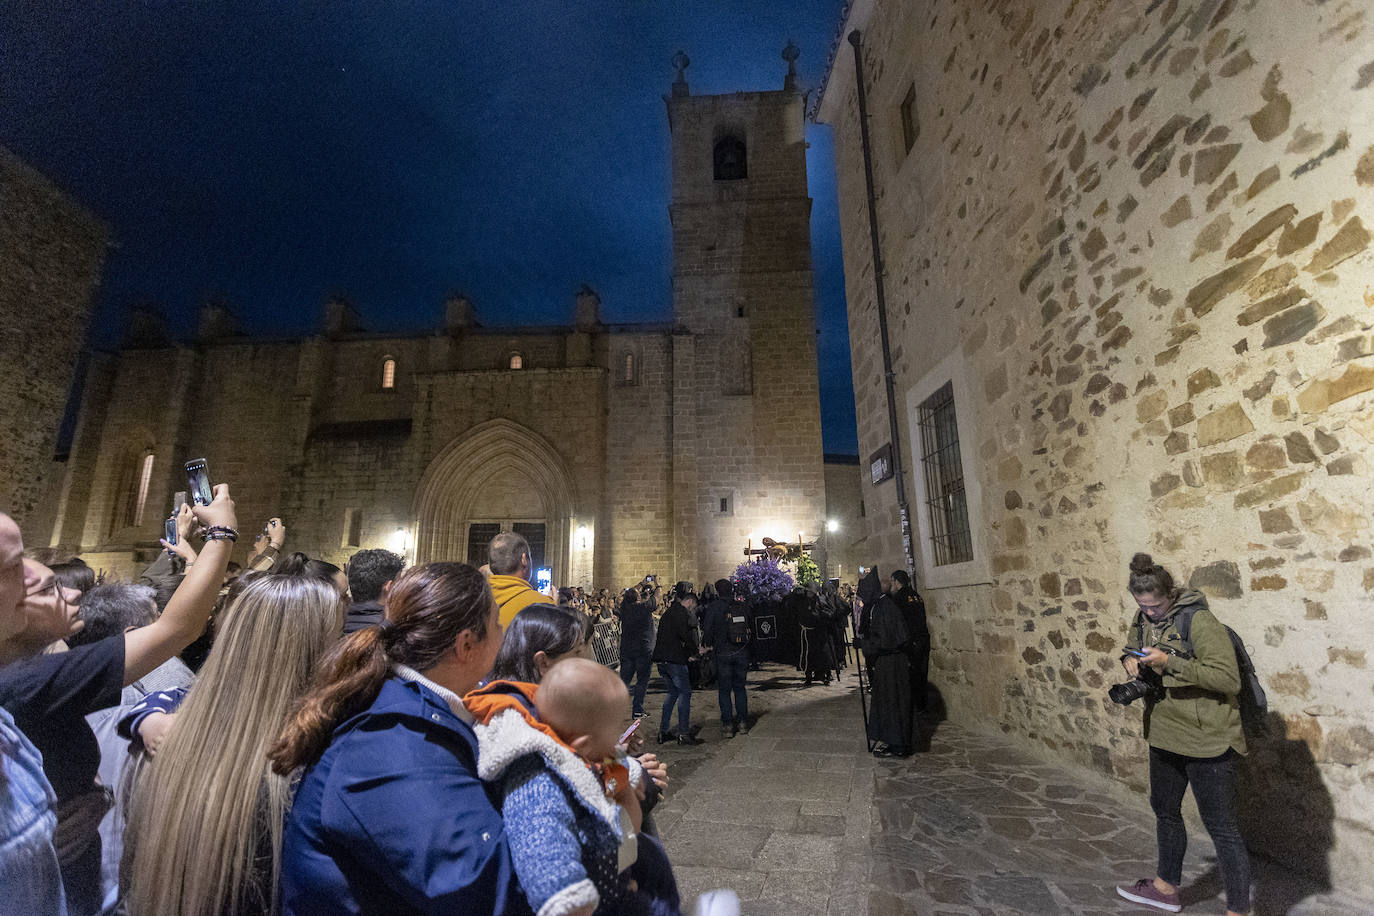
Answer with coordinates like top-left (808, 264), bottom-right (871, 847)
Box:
top-left (121, 573), bottom-right (344, 915)
top-left (270, 562), bottom-right (525, 915)
top-left (1114, 553), bottom-right (1249, 916)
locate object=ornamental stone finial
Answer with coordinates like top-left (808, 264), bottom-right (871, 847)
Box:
top-left (671, 50), bottom-right (690, 97)
top-left (783, 40), bottom-right (800, 90)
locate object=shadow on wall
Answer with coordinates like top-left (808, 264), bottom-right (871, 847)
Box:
top-left (1236, 711), bottom-right (1335, 913)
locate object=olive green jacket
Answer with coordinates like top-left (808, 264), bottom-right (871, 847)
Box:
top-left (1125, 588), bottom-right (1246, 758)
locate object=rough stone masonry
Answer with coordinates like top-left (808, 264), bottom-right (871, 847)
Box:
top-left (0, 147), bottom-right (108, 532)
top-left (818, 0), bottom-right (1374, 897)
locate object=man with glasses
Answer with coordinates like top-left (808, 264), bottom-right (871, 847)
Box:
top-left (0, 486), bottom-right (237, 914)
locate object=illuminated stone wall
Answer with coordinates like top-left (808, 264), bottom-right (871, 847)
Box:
top-left (819, 0), bottom-right (1374, 892)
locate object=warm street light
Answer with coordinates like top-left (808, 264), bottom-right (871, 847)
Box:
top-left (827, 519), bottom-right (839, 532)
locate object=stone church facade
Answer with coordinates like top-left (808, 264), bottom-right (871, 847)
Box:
top-left (818, 0), bottom-right (1374, 895)
top-left (50, 61), bottom-right (829, 590)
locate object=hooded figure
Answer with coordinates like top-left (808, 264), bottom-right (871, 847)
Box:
top-left (858, 568), bottom-right (913, 757)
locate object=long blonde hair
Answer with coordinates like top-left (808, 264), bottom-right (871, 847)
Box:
top-left (124, 573), bottom-right (343, 915)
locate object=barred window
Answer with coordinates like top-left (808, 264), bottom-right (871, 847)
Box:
top-left (916, 381), bottom-right (972, 566)
top-left (381, 357), bottom-right (396, 389)
top-left (509, 353), bottom-right (523, 370)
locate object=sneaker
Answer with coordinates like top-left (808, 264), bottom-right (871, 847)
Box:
top-left (677, 734), bottom-right (704, 746)
top-left (737, 720), bottom-right (751, 735)
top-left (633, 711), bottom-right (649, 720)
top-left (1115, 879), bottom-right (1181, 913)
top-left (657, 732), bottom-right (674, 745)
top-left (720, 724), bottom-right (734, 739)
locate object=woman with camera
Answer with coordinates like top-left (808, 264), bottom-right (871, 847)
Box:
top-left (1115, 553), bottom-right (1249, 916)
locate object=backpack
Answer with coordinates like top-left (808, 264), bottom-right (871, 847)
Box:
top-left (1172, 607), bottom-right (1270, 741)
top-left (726, 604), bottom-right (750, 647)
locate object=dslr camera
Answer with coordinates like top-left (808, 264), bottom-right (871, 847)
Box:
top-left (1108, 669), bottom-right (1164, 705)
top-left (1107, 645), bottom-right (1174, 706)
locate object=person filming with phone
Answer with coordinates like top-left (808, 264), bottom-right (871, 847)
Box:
top-left (1113, 553), bottom-right (1249, 916)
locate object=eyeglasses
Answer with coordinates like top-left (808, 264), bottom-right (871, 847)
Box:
top-left (25, 576), bottom-right (62, 601)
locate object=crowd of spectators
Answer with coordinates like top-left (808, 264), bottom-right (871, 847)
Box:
top-left (0, 492), bottom-right (762, 915)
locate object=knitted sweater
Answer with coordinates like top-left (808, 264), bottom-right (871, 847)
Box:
top-left (469, 685), bottom-right (641, 916)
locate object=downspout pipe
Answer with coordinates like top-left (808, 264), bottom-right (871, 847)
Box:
top-left (847, 28), bottom-right (916, 577)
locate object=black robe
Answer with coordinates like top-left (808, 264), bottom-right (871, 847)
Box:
top-left (859, 570), bottom-right (912, 750)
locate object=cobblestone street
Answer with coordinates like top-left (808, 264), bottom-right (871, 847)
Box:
top-left (642, 663), bottom-right (1370, 915)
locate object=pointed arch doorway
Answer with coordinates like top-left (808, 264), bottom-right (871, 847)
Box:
top-left (413, 419), bottom-right (576, 585)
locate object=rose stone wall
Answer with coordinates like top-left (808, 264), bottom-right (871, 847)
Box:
top-left (0, 147), bottom-right (107, 530)
top-left (820, 0), bottom-right (1374, 893)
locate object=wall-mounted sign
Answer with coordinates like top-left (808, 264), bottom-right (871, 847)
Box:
top-left (869, 443), bottom-right (894, 485)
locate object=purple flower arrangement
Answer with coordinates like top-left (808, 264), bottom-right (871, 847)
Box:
top-left (731, 556), bottom-right (795, 604)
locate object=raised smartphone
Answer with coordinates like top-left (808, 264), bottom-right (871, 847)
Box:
top-left (185, 459), bottom-right (213, 506)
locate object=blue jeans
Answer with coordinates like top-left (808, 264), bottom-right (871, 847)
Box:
top-left (715, 649), bottom-right (749, 726)
top-left (657, 663), bottom-right (692, 735)
top-left (620, 650), bottom-right (653, 716)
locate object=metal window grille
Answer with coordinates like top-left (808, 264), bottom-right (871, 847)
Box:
top-left (465, 523), bottom-right (502, 567)
top-left (381, 358), bottom-right (396, 389)
top-left (917, 381), bottom-right (973, 566)
top-left (509, 353), bottom-right (523, 370)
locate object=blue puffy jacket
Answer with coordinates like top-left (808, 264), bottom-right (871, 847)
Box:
top-left (279, 676), bottom-right (530, 915)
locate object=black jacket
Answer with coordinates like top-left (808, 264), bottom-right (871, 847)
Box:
top-left (343, 600), bottom-right (385, 635)
top-left (652, 601), bottom-right (698, 665)
top-left (894, 586), bottom-right (930, 643)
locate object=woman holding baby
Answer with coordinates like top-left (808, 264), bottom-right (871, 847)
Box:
top-left (270, 563), bottom-right (695, 916)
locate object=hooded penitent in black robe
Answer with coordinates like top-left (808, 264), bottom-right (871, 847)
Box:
top-left (797, 585), bottom-right (836, 683)
top-left (859, 568), bottom-right (913, 752)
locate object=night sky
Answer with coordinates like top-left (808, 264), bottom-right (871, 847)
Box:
top-left (0, 1), bottom-right (857, 453)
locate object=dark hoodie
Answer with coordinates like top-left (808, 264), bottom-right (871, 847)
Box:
top-left (1124, 588), bottom-right (1245, 757)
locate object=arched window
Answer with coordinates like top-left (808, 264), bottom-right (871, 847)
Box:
top-left (509, 353), bottom-right (523, 370)
top-left (381, 357), bottom-right (396, 389)
top-left (114, 450), bottom-right (156, 530)
top-left (623, 353), bottom-right (635, 381)
top-left (714, 135), bottom-right (747, 181)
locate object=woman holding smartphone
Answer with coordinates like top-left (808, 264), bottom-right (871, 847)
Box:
top-left (1116, 553), bottom-right (1249, 916)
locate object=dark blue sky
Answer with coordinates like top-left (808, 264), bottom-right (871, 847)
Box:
top-left (1, 1), bottom-right (857, 453)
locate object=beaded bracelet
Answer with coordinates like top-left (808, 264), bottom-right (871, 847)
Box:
top-left (203, 526), bottom-right (239, 543)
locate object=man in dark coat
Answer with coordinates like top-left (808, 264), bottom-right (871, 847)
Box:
top-left (616, 577), bottom-right (659, 719)
top-left (652, 582), bottom-right (703, 745)
top-left (342, 549), bottom-right (405, 635)
top-left (889, 569), bottom-right (930, 714)
top-left (858, 568), bottom-right (913, 757)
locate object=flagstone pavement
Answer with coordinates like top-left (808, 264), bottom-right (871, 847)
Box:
top-left (636, 662), bottom-right (1371, 916)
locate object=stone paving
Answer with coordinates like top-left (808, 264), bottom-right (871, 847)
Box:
top-left (637, 662), bottom-right (1371, 916)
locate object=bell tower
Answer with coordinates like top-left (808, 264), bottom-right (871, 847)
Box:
top-left (665, 44), bottom-right (827, 580)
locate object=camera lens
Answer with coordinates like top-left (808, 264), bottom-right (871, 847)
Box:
top-left (1108, 678), bottom-right (1154, 706)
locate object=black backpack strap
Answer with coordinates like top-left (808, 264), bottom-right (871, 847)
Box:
top-left (1173, 606), bottom-right (1199, 659)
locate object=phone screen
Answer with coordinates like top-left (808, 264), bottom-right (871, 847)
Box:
top-left (164, 516), bottom-right (178, 546)
top-left (185, 459), bottom-right (213, 506)
top-left (618, 719), bottom-right (641, 745)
